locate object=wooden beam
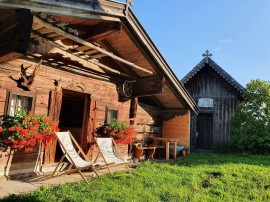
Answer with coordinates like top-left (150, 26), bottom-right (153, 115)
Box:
top-left (90, 53), bottom-right (107, 59)
top-left (0, 0), bottom-right (124, 20)
top-left (31, 31), bottom-right (130, 77)
top-left (132, 75), bottom-right (165, 97)
top-left (33, 15), bottom-right (154, 75)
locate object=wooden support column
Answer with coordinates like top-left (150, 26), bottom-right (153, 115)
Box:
top-left (44, 89), bottom-right (62, 165)
top-left (132, 76), bottom-right (165, 97)
top-left (85, 99), bottom-right (98, 160)
top-left (129, 97), bottom-right (138, 125)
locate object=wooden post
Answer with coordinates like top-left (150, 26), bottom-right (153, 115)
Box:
top-left (85, 99), bottom-right (98, 159)
top-left (129, 97), bottom-right (138, 125)
top-left (44, 89), bottom-right (63, 164)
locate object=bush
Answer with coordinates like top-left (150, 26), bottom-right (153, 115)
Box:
top-left (230, 79), bottom-right (270, 154)
top-left (211, 143), bottom-right (235, 153)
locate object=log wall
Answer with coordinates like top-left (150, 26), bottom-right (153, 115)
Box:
top-left (0, 58), bottom-right (131, 123)
top-left (0, 58), bottom-right (131, 176)
top-left (135, 102), bottom-right (162, 140)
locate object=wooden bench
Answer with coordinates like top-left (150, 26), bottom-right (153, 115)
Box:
top-left (134, 146), bottom-right (157, 161)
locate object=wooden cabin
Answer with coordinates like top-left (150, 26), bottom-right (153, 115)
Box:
top-left (182, 51), bottom-right (246, 150)
top-left (0, 0), bottom-right (198, 177)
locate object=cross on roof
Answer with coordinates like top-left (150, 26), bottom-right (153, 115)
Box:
top-left (202, 50), bottom-right (212, 63)
top-left (125, 0), bottom-right (134, 16)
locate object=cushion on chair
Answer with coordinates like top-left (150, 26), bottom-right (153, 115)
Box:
top-left (169, 145), bottom-right (184, 152)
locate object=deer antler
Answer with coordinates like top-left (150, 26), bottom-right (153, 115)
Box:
top-left (21, 60), bottom-right (42, 91)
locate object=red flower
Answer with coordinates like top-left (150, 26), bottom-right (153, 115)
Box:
top-left (24, 147), bottom-right (33, 153)
top-left (32, 119), bottom-right (39, 125)
top-left (0, 126), bottom-right (3, 133)
top-left (18, 145), bottom-right (24, 149)
top-left (9, 127), bottom-right (15, 132)
top-left (43, 117), bottom-right (49, 123)
top-left (108, 127), bottom-right (112, 131)
top-left (103, 130), bottom-right (107, 134)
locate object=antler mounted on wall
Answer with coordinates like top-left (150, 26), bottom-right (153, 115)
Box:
top-left (10, 59), bottom-right (42, 91)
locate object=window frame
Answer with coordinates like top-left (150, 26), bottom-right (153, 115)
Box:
top-left (5, 90), bottom-right (36, 116)
top-left (106, 106), bottom-right (119, 124)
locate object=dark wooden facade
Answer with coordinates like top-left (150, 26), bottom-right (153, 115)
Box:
top-left (0, 0), bottom-right (198, 176)
top-left (182, 54), bottom-right (246, 150)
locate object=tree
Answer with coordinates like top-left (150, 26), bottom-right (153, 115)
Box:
top-left (230, 79), bottom-right (270, 153)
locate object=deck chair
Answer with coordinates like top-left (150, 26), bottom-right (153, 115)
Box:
top-left (51, 131), bottom-right (100, 184)
top-left (94, 137), bottom-right (131, 175)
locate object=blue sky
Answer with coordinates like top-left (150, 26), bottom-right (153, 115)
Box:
top-left (127, 0), bottom-right (270, 86)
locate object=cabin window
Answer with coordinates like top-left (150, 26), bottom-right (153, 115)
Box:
top-left (7, 92), bottom-right (35, 116)
top-left (106, 108), bottom-right (118, 124)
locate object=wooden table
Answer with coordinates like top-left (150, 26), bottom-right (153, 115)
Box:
top-left (134, 146), bottom-right (156, 161)
top-left (150, 137), bottom-right (178, 161)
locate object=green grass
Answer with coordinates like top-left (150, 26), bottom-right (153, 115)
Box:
top-left (2, 153), bottom-right (270, 202)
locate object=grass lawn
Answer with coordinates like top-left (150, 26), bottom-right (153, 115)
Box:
top-left (2, 152), bottom-right (270, 202)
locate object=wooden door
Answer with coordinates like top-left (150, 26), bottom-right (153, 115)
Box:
top-left (196, 113), bottom-right (213, 150)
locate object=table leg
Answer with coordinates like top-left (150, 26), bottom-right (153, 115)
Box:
top-left (148, 148), bottom-right (156, 160)
top-left (173, 142), bottom-right (177, 159)
top-left (166, 142), bottom-right (169, 161)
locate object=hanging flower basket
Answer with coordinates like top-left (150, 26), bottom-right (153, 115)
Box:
top-left (0, 110), bottom-right (59, 153)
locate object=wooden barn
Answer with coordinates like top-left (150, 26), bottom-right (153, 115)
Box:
top-left (0, 0), bottom-right (198, 177)
top-left (182, 51), bottom-right (246, 150)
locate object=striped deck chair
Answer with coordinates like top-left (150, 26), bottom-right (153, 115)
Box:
top-left (51, 131), bottom-right (100, 184)
top-left (94, 137), bottom-right (131, 175)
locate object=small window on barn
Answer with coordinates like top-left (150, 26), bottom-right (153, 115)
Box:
top-left (7, 91), bottom-right (35, 116)
top-left (106, 108), bottom-right (118, 124)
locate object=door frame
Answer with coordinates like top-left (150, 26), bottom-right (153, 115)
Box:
top-left (196, 113), bottom-right (213, 150)
top-left (44, 88), bottom-right (91, 164)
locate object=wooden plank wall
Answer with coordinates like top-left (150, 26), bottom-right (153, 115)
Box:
top-left (213, 99), bottom-right (238, 144)
top-left (162, 113), bottom-right (190, 148)
top-left (184, 67), bottom-right (241, 147)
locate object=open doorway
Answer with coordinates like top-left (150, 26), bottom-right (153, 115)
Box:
top-left (55, 89), bottom-right (87, 161)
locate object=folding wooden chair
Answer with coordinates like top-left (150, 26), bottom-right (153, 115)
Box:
top-left (94, 137), bottom-right (131, 175)
top-left (51, 131), bottom-right (100, 184)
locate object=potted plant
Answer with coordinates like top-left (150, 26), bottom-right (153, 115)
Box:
top-left (0, 110), bottom-right (59, 177)
top-left (95, 119), bottom-right (136, 158)
top-left (0, 110), bottom-right (59, 152)
top-left (95, 119), bottom-right (136, 145)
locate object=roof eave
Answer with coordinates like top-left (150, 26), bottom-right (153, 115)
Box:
top-left (123, 9), bottom-right (199, 114)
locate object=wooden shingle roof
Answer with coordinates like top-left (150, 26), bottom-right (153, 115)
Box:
top-left (181, 57), bottom-right (246, 94)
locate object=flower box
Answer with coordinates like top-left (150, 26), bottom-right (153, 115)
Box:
top-left (0, 145), bottom-right (44, 179)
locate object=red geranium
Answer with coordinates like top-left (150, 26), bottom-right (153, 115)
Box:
top-left (95, 119), bottom-right (136, 145)
top-left (0, 110), bottom-right (59, 152)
